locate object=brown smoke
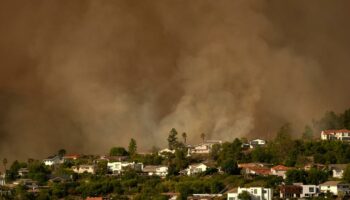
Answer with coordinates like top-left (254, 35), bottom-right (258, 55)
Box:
top-left (1, 0), bottom-right (350, 159)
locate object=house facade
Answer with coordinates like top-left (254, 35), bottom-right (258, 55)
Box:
top-left (143, 165), bottom-right (168, 177)
top-left (249, 139), bottom-right (266, 148)
top-left (271, 165), bottom-right (291, 179)
top-left (158, 148), bottom-right (175, 156)
top-left (319, 181), bottom-right (350, 196)
top-left (293, 183), bottom-right (318, 198)
top-left (107, 161), bottom-right (143, 174)
top-left (279, 185), bottom-right (302, 199)
top-left (43, 155), bottom-right (63, 166)
top-left (321, 129), bottom-right (350, 141)
top-left (227, 187), bottom-right (273, 200)
top-left (72, 165), bottom-right (96, 174)
top-left (183, 163), bottom-right (208, 176)
top-left (329, 164), bottom-right (347, 179)
top-left (188, 140), bottom-right (222, 154)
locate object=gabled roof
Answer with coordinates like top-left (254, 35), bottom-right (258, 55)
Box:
top-left (250, 168), bottom-right (271, 175)
top-left (322, 129), bottom-right (350, 134)
top-left (319, 181), bottom-right (342, 186)
top-left (143, 165), bottom-right (164, 172)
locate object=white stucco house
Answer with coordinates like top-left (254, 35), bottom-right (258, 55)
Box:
top-left (188, 140), bottom-right (222, 155)
top-left (293, 183), bottom-right (318, 198)
top-left (249, 139), bottom-right (266, 148)
top-left (319, 181), bottom-right (350, 196)
top-left (107, 161), bottom-right (143, 174)
top-left (227, 187), bottom-right (273, 200)
top-left (43, 155), bottom-right (63, 166)
top-left (329, 164), bottom-right (347, 179)
top-left (143, 165), bottom-right (168, 177)
top-left (182, 163), bottom-right (208, 176)
top-left (72, 165), bottom-right (96, 174)
top-left (158, 148), bottom-right (175, 156)
top-left (321, 129), bottom-right (350, 141)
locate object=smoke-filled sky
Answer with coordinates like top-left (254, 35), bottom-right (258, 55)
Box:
top-left (1, 0), bottom-right (350, 159)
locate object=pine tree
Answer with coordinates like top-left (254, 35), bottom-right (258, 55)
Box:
top-left (128, 138), bottom-right (137, 157)
top-left (168, 128), bottom-right (178, 150)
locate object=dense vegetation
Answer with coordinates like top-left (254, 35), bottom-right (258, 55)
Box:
top-left (1, 109), bottom-right (350, 199)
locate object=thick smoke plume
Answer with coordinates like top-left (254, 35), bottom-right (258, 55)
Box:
top-left (1, 0), bottom-right (350, 159)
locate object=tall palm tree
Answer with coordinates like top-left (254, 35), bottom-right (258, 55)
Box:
top-left (200, 133), bottom-right (205, 143)
top-left (182, 132), bottom-right (187, 144)
top-left (3, 158), bottom-right (7, 171)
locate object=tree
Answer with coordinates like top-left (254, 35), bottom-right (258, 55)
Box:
top-left (182, 132), bottom-right (187, 144)
top-left (3, 158), bottom-right (7, 171)
top-left (238, 191), bottom-right (251, 200)
top-left (210, 144), bottom-right (221, 161)
top-left (58, 149), bottom-right (66, 158)
top-left (200, 133), bottom-right (205, 143)
top-left (302, 125), bottom-right (314, 141)
top-left (286, 169), bottom-right (307, 184)
top-left (306, 168), bottom-right (328, 185)
top-left (343, 164), bottom-right (350, 183)
top-left (128, 138), bottom-right (137, 157)
top-left (272, 123), bottom-right (293, 163)
top-left (110, 147), bottom-right (128, 156)
top-left (167, 128), bottom-right (178, 150)
top-left (221, 158), bottom-right (240, 175)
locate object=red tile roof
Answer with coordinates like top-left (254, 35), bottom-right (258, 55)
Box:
top-left (271, 165), bottom-right (290, 171)
top-left (322, 129), bottom-right (350, 135)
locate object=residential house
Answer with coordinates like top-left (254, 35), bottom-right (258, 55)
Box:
top-left (18, 168), bottom-right (29, 177)
top-left (249, 139), bottom-right (266, 148)
top-left (271, 165), bottom-right (291, 179)
top-left (188, 140), bottom-right (222, 154)
top-left (72, 165), bottom-right (96, 174)
top-left (43, 155), bottom-right (63, 166)
top-left (13, 179), bottom-right (38, 190)
top-left (239, 163), bottom-right (271, 176)
top-left (158, 148), bottom-right (175, 156)
top-left (279, 185), bottom-right (302, 199)
top-left (142, 165), bottom-right (168, 177)
top-left (227, 187), bottom-right (273, 200)
top-left (182, 163), bottom-right (208, 176)
top-left (63, 154), bottom-right (80, 161)
top-left (293, 183), bottom-right (318, 198)
top-left (107, 161), bottom-right (143, 174)
top-left (319, 181), bottom-right (350, 196)
top-left (99, 155), bottom-right (128, 162)
top-left (328, 164), bottom-right (347, 179)
top-left (304, 163), bottom-right (327, 171)
top-left (321, 129), bottom-right (350, 141)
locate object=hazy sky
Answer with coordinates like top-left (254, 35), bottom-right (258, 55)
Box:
top-left (1, 0), bottom-right (350, 159)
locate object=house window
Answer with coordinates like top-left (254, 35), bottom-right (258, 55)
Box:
top-left (254, 189), bottom-right (257, 194)
top-left (309, 187), bottom-right (314, 192)
top-left (229, 198), bottom-right (235, 200)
